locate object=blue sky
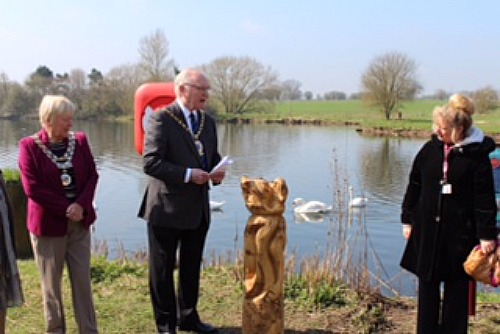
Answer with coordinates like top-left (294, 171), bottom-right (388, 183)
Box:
top-left (1, 0), bottom-right (499, 95)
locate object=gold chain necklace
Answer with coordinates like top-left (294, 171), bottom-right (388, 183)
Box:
top-left (166, 110), bottom-right (206, 157)
top-left (32, 132), bottom-right (76, 186)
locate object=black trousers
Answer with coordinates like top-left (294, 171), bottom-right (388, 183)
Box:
top-left (417, 277), bottom-right (469, 334)
top-left (147, 222), bottom-right (208, 331)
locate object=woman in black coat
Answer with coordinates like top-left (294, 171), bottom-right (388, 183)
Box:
top-left (400, 94), bottom-right (498, 334)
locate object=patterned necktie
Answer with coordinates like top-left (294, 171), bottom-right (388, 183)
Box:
top-left (189, 112), bottom-right (199, 133)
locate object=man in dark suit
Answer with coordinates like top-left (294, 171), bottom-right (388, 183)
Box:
top-left (138, 68), bottom-right (224, 334)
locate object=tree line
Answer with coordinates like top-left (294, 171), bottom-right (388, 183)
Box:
top-left (0, 29), bottom-right (498, 120)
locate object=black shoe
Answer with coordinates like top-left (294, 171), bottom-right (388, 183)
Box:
top-left (179, 313), bottom-right (218, 334)
top-left (179, 320), bottom-right (217, 333)
top-left (158, 325), bottom-right (177, 334)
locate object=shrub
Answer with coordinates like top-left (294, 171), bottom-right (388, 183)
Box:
top-left (91, 256), bottom-right (147, 283)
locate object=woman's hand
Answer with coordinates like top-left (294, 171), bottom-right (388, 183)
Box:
top-left (480, 239), bottom-right (496, 254)
top-left (402, 224), bottom-right (412, 240)
top-left (66, 203), bottom-right (84, 223)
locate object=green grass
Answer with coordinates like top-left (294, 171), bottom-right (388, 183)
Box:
top-left (1, 168), bottom-right (21, 182)
top-left (8, 259), bottom-right (358, 333)
top-left (7, 259), bottom-right (155, 333)
top-left (8, 259), bottom-right (345, 333)
top-left (478, 291), bottom-right (500, 303)
top-left (5, 259), bottom-right (499, 333)
top-left (218, 99), bottom-right (500, 135)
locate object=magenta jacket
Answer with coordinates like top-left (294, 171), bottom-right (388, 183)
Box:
top-left (18, 129), bottom-right (99, 237)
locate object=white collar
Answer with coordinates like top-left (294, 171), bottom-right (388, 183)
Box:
top-left (177, 100), bottom-right (198, 132)
top-left (176, 100), bottom-right (193, 120)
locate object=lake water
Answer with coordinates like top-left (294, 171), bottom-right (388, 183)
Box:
top-left (1, 120), bottom-right (432, 296)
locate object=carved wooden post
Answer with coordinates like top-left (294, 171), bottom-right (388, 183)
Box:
top-left (240, 176), bottom-right (288, 334)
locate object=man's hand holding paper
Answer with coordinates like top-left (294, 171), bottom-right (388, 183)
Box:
top-left (210, 156), bottom-right (233, 174)
top-left (210, 156), bottom-right (233, 184)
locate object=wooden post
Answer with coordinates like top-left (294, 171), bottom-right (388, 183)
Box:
top-left (240, 176), bottom-right (288, 334)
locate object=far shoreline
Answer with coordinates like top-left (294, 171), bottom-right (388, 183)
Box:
top-left (217, 116), bottom-right (500, 143)
top-left (7, 113), bottom-right (500, 143)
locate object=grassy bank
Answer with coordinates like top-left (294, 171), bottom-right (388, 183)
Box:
top-left (218, 100), bottom-right (500, 136)
top-left (6, 258), bottom-right (500, 333)
top-left (119, 99), bottom-right (500, 137)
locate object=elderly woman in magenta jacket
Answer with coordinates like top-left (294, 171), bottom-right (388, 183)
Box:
top-left (18, 95), bottom-right (99, 334)
top-left (400, 94), bottom-right (498, 334)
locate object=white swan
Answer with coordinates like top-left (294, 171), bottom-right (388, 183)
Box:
top-left (348, 186), bottom-right (368, 208)
top-left (209, 200), bottom-right (225, 211)
top-left (292, 198), bottom-right (332, 214)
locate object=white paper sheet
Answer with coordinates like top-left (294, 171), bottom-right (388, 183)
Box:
top-left (210, 155), bottom-right (233, 174)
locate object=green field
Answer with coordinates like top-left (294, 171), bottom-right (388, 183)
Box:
top-left (220, 99), bottom-right (500, 135)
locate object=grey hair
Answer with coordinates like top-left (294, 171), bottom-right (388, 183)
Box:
top-left (39, 95), bottom-right (75, 127)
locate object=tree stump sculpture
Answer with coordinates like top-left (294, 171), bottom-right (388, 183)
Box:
top-left (240, 176), bottom-right (288, 334)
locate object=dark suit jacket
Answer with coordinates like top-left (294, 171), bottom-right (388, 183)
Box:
top-left (18, 130), bottom-right (99, 237)
top-left (138, 103), bottom-right (221, 229)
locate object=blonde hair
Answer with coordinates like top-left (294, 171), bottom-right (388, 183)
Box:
top-left (448, 93), bottom-right (475, 115)
top-left (432, 94), bottom-right (475, 143)
top-left (39, 95), bottom-right (75, 127)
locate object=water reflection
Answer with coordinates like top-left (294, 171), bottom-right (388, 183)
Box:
top-left (359, 137), bottom-right (418, 204)
top-left (1, 119), bottom-right (426, 296)
top-left (293, 212), bottom-right (328, 224)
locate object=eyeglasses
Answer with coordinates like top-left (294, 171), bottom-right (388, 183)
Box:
top-left (183, 83), bottom-right (211, 92)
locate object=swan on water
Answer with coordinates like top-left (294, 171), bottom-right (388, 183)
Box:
top-left (348, 186), bottom-right (368, 208)
top-left (209, 200), bottom-right (225, 211)
top-left (292, 198), bottom-right (332, 214)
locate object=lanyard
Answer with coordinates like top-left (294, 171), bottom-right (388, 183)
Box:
top-left (436, 144), bottom-right (454, 221)
top-left (442, 144), bottom-right (453, 182)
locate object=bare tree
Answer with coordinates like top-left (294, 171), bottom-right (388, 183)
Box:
top-left (64, 68), bottom-right (87, 110)
top-left (0, 72), bottom-right (9, 102)
top-left (138, 28), bottom-right (174, 82)
top-left (0, 82), bottom-right (34, 118)
top-left (349, 92), bottom-right (362, 100)
top-left (304, 91), bottom-right (313, 100)
top-left (433, 89), bottom-right (449, 101)
top-left (281, 79), bottom-right (302, 100)
top-left (361, 52), bottom-right (422, 119)
top-left (202, 56), bottom-right (278, 114)
top-left (68, 69), bottom-right (87, 90)
top-left (324, 91), bottom-right (346, 100)
top-left (471, 86), bottom-right (498, 114)
top-left (105, 64), bottom-right (144, 116)
top-left (257, 83), bottom-right (282, 101)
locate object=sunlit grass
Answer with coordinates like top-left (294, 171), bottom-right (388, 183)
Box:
top-left (8, 250), bottom-right (497, 333)
top-left (217, 99), bottom-right (500, 134)
top-left (1, 168), bottom-right (21, 182)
